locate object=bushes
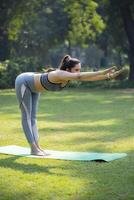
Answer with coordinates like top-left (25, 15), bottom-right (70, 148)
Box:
top-left (0, 57), bottom-right (42, 89)
top-left (68, 79), bottom-right (134, 90)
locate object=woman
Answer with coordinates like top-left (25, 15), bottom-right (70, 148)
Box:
top-left (15, 55), bottom-right (123, 156)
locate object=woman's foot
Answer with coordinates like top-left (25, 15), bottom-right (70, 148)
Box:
top-left (31, 149), bottom-right (50, 156)
top-left (35, 142), bottom-right (50, 156)
top-left (31, 148), bottom-right (46, 156)
top-left (30, 142), bottom-right (44, 156)
top-left (35, 143), bottom-right (44, 152)
top-left (30, 142), bottom-right (49, 156)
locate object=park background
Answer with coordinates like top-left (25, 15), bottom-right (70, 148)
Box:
top-left (0, 0), bottom-right (134, 200)
top-left (0, 0), bottom-right (134, 88)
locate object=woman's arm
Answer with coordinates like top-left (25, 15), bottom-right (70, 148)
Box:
top-left (48, 70), bottom-right (105, 82)
top-left (82, 70), bottom-right (122, 81)
top-left (50, 68), bottom-right (123, 82)
top-left (78, 66), bottom-right (118, 81)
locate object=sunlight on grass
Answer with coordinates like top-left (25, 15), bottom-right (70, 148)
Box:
top-left (107, 136), bottom-right (134, 152)
top-left (0, 88), bottom-right (134, 200)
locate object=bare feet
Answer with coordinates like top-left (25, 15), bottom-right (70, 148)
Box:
top-left (36, 143), bottom-right (50, 156)
top-left (30, 142), bottom-right (49, 156)
top-left (31, 149), bottom-right (46, 156)
top-left (31, 149), bottom-right (50, 156)
top-left (35, 143), bottom-right (45, 152)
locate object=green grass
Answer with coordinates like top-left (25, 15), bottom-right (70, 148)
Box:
top-left (0, 88), bottom-right (134, 200)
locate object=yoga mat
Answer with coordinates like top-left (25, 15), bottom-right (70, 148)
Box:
top-left (0, 145), bottom-right (127, 161)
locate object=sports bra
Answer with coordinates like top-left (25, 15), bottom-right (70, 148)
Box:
top-left (40, 73), bottom-right (69, 91)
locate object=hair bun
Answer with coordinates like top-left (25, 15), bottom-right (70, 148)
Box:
top-left (63, 55), bottom-right (71, 63)
top-left (59, 55), bottom-right (80, 71)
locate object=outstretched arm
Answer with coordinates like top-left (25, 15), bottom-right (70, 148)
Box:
top-left (51, 67), bottom-right (124, 82)
top-left (81, 69), bottom-right (122, 81)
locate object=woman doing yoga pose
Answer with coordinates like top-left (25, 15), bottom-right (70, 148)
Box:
top-left (15, 55), bottom-right (123, 156)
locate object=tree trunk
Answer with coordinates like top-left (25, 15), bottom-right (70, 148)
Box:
top-left (119, 3), bottom-right (134, 80)
top-left (0, 27), bottom-right (10, 61)
top-left (0, 2), bottom-right (10, 61)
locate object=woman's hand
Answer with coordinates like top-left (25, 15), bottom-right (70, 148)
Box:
top-left (102, 66), bottom-right (118, 75)
top-left (107, 68), bottom-right (125, 79)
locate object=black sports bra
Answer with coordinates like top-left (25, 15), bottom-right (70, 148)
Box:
top-left (40, 73), bottom-right (69, 91)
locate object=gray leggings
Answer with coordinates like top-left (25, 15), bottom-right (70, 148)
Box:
top-left (15, 72), bottom-right (40, 144)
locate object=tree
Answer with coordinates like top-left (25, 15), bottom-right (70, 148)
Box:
top-left (0, 0), bottom-right (105, 65)
top-left (118, 0), bottom-right (134, 80)
top-left (8, 0), bottom-right (105, 64)
top-left (0, 0), bottom-right (18, 60)
top-left (10, 0), bottom-right (69, 64)
top-left (100, 0), bottom-right (134, 80)
top-left (65, 0), bottom-right (105, 47)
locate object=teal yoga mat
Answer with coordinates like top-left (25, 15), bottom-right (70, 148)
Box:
top-left (0, 145), bottom-right (127, 161)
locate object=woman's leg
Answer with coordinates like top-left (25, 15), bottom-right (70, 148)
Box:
top-left (31, 92), bottom-right (42, 147)
top-left (19, 84), bottom-right (34, 144)
top-left (18, 84), bottom-right (44, 155)
top-left (31, 93), bottom-right (49, 155)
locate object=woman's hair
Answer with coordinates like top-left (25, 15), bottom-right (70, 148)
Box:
top-left (43, 55), bottom-right (80, 73)
top-left (59, 55), bottom-right (80, 71)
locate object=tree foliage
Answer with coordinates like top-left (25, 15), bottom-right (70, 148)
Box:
top-left (1, 0), bottom-right (134, 88)
top-left (1, 0), bottom-right (105, 61)
top-left (65, 0), bottom-right (105, 47)
top-left (9, 0), bottom-right (69, 61)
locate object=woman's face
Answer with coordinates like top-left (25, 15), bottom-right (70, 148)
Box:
top-left (70, 63), bottom-right (81, 73)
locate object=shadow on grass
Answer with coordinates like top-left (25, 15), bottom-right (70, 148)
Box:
top-left (0, 153), bottom-right (133, 200)
top-left (0, 151), bottom-right (133, 199)
top-left (1, 89), bottom-right (134, 199)
top-left (0, 155), bottom-right (64, 175)
top-left (0, 154), bottom-right (106, 177)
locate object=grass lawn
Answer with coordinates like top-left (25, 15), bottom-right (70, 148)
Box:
top-left (0, 88), bottom-right (134, 200)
